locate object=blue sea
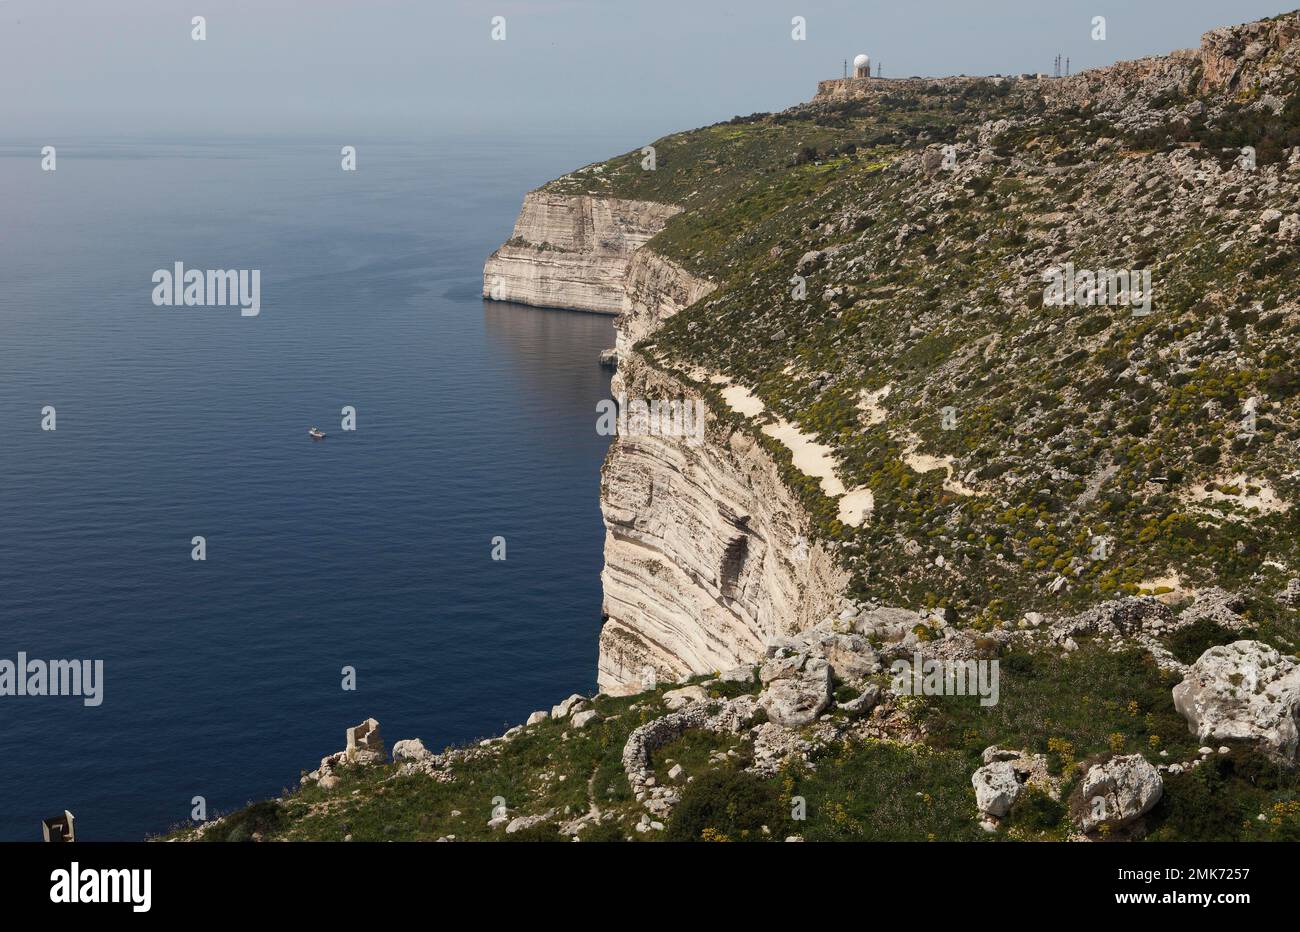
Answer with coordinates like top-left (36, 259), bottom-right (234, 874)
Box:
top-left (0, 134), bottom-right (631, 840)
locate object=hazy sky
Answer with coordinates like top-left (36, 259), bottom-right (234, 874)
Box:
top-left (1, 0), bottom-right (1290, 139)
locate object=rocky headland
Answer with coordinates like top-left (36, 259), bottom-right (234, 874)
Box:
top-left (175, 10), bottom-right (1300, 843)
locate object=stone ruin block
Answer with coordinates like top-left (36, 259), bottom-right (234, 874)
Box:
top-left (345, 718), bottom-right (385, 763)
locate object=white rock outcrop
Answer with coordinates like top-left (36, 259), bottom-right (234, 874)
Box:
top-left (485, 188), bottom-right (845, 697)
top-left (972, 761), bottom-right (1024, 819)
top-left (483, 192), bottom-right (681, 314)
top-left (970, 747), bottom-right (1059, 828)
top-left (1172, 640), bottom-right (1300, 759)
top-left (662, 685), bottom-right (709, 710)
top-left (1075, 754), bottom-right (1164, 833)
top-left (392, 738), bottom-right (431, 763)
top-left (758, 659), bottom-right (832, 727)
top-left (551, 694), bottom-right (587, 720)
top-left (505, 813), bottom-right (554, 834)
top-left (570, 709), bottom-right (601, 729)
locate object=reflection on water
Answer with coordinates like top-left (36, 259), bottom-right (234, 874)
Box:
top-left (484, 299), bottom-right (617, 410)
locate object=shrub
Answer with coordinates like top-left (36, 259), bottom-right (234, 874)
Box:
top-left (200, 800), bottom-right (285, 843)
top-left (501, 821), bottom-right (563, 842)
top-left (1001, 652), bottom-right (1036, 677)
top-left (1146, 748), bottom-right (1298, 841)
top-left (1167, 619), bottom-right (1255, 665)
top-left (1192, 444), bottom-right (1221, 465)
top-left (665, 769), bottom-right (785, 842)
top-left (1265, 367), bottom-right (1300, 398)
top-left (1006, 788), bottom-right (1066, 833)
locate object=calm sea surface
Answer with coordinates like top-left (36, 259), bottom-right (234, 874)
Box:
top-left (0, 134), bottom-right (630, 840)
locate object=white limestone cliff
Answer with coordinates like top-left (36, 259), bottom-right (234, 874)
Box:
top-left (485, 191), bottom-right (848, 695)
top-left (598, 354), bottom-right (848, 694)
top-left (482, 191), bottom-right (682, 314)
top-left (615, 248), bottom-right (715, 356)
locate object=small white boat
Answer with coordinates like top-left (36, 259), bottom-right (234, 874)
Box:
top-left (308, 427), bottom-right (325, 440)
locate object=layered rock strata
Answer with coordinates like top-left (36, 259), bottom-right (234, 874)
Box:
top-left (486, 186), bottom-right (846, 695)
top-left (615, 248), bottom-right (715, 356)
top-left (482, 191), bottom-right (681, 314)
top-left (597, 354), bottom-right (848, 695)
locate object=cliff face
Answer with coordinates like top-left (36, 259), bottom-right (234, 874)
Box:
top-left (482, 191), bottom-right (681, 314)
top-left (616, 249), bottom-right (715, 357)
top-left (1197, 13), bottom-right (1299, 92)
top-left (598, 354), bottom-right (848, 695)
top-left (484, 190), bottom-right (845, 695)
top-left (600, 251), bottom-right (845, 694)
top-left (485, 7), bottom-right (1300, 695)
top-left (204, 8), bottom-right (1300, 846)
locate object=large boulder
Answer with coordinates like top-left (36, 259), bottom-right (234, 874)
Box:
top-left (391, 738), bottom-right (431, 763)
top-left (838, 683), bottom-right (881, 717)
top-left (505, 813), bottom-right (554, 835)
top-left (970, 747), bottom-right (1056, 822)
top-left (551, 694), bottom-right (587, 720)
top-left (972, 761), bottom-right (1023, 818)
top-left (758, 661), bottom-right (831, 727)
top-left (1172, 640), bottom-right (1300, 759)
top-left (720, 665), bottom-right (756, 684)
top-left (853, 606), bottom-right (924, 642)
top-left (816, 632), bottom-right (881, 682)
top-left (663, 685), bottom-right (709, 711)
top-left (1073, 755), bottom-right (1163, 833)
top-left (796, 250), bottom-right (824, 272)
top-left (570, 709), bottom-right (601, 729)
top-left (920, 146), bottom-right (946, 176)
top-left (759, 654), bottom-right (803, 684)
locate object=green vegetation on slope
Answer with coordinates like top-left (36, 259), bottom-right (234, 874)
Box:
top-left (167, 645), bottom-right (1300, 843)
top-left (550, 68), bottom-right (1300, 633)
